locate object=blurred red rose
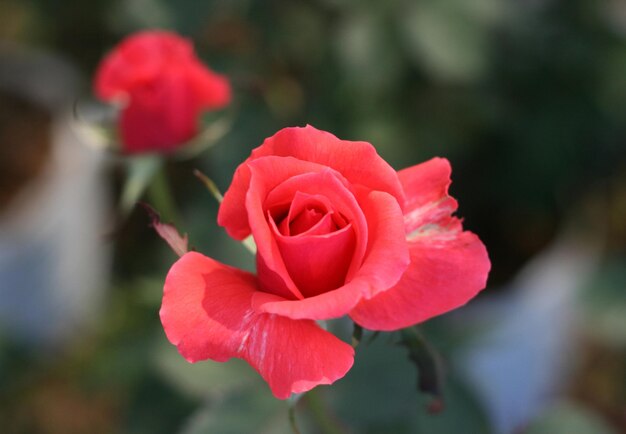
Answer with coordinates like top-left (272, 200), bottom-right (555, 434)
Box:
top-left (94, 30), bottom-right (230, 154)
top-left (160, 125), bottom-right (490, 398)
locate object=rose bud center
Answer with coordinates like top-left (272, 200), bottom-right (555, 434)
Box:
top-left (268, 192), bottom-right (356, 298)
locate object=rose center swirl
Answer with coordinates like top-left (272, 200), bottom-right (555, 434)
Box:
top-left (267, 192), bottom-right (355, 298)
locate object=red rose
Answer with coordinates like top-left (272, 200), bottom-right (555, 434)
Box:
top-left (94, 30), bottom-right (230, 154)
top-left (160, 126), bottom-right (490, 398)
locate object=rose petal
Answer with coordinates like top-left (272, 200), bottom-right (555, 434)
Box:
top-left (347, 189), bottom-right (410, 298)
top-left (95, 31), bottom-right (194, 99)
top-left (187, 60), bottom-right (231, 110)
top-left (273, 222), bottom-right (356, 298)
top-left (161, 252), bottom-right (354, 399)
top-left (244, 313), bottom-right (354, 399)
top-left (349, 224), bottom-right (490, 331)
top-left (261, 166), bottom-right (369, 282)
top-left (252, 190), bottom-right (409, 320)
top-left (161, 252), bottom-right (254, 362)
top-left (244, 157), bottom-right (369, 301)
top-left (399, 157), bottom-right (459, 234)
top-left (275, 192), bottom-right (338, 236)
top-left (119, 67), bottom-right (200, 153)
top-left (218, 125), bottom-right (404, 240)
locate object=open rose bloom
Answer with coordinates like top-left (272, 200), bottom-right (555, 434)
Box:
top-left (94, 31), bottom-right (230, 154)
top-left (161, 126), bottom-right (490, 399)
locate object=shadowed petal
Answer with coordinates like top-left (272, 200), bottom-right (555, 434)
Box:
top-left (161, 252), bottom-right (255, 362)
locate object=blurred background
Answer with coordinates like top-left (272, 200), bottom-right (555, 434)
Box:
top-left (0, 0), bottom-right (625, 433)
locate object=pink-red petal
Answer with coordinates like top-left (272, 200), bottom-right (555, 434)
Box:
top-left (244, 157), bottom-right (369, 301)
top-left (273, 222), bottom-right (356, 298)
top-left (347, 189), bottom-right (410, 298)
top-left (252, 189), bottom-right (409, 321)
top-left (243, 313), bottom-right (354, 399)
top-left (187, 60), bottom-right (231, 110)
top-left (95, 31), bottom-right (194, 100)
top-left (349, 224), bottom-right (490, 331)
top-left (161, 252), bottom-right (354, 399)
top-left (118, 67), bottom-right (200, 153)
top-left (218, 125), bottom-right (404, 239)
top-left (399, 157), bottom-right (459, 234)
top-left (161, 252), bottom-right (254, 363)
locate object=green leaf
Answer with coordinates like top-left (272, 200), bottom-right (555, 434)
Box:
top-left (526, 401), bottom-right (617, 434)
top-left (329, 332), bottom-right (491, 433)
top-left (119, 154), bottom-right (163, 216)
top-left (178, 388), bottom-right (292, 434)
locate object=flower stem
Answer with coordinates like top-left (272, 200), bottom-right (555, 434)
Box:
top-left (288, 403), bottom-right (302, 434)
top-left (147, 162), bottom-right (181, 226)
top-left (194, 169), bottom-right (257, 255)
top-left (305, 389), bottom-right (347, 434)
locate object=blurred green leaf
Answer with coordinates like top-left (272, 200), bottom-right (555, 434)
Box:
top-left (152, 339), bottom-right (259, 400)
top-left (120, 154), bottom-right (163, 217)
top-left (581, 258), bottom-right (626, 349)
top-left (179, 388), bottom-right (292, 434)
top-left (526, 401), bottom-right (617, 434)
top-left (400, 0), bottom-right (497, 82)
top-left (329, 333), bottom-right (491, 433)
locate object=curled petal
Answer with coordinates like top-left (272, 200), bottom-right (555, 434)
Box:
top-left (161, 252), bottom-right (354, 399)
top-left (350, 224), bottom-right (490, 331)
top-left (400, 157), bottom-right (458, 234)
top-left (252, 190), bottom-right (409, 320)
top-left (219, 125), bottom-right (404, 239)
top-left (244, 157), bottom-right (369, 300)
top-left (272, 222), bottom-right (356, 298)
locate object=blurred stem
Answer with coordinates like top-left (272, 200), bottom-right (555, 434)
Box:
top-left (400, 326), bottom-right (445, 413)
top-left (194, 169), bottom-right (257, 255)
top-left (147, 162), bottom-right (181, 226)
top-left (288, 404), bottom-right (301, 434)
top-left (305, 389), bottom-right (347, 434)
top-left (193, 169), bottom-right (223, 203)
top-left (352, 322), bottom-right (363, 348)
